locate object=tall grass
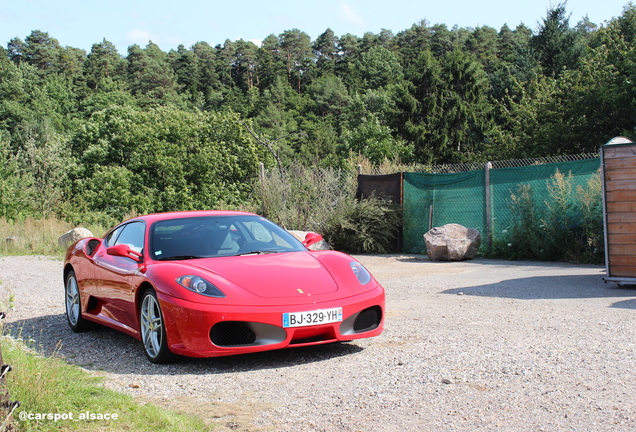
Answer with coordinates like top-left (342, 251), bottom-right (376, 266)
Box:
top-left (0, 217), bottom-right (107, 258)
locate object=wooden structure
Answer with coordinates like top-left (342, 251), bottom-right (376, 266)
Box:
top-left (601, 136), bottom-right (636, 284)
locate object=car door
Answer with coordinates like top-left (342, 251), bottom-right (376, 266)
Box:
top-left (93, 221), bottom-right (146, 333)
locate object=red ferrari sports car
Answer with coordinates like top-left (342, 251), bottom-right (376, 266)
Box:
top-left (63, 211), bottom-right (385, 363)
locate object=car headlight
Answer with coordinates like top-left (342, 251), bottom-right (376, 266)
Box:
top-left (350, 262), bottom-right (371, 285)
top-left (176, 275), bottom-right (226, 298)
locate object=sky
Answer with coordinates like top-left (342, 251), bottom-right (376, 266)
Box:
top-left (0, 0), bottom-right (632, 54)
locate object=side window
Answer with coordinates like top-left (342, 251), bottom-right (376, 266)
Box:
top-left (104, 225), bottom-right (125, 247)
top-left (114, 222), bottom-right (145, 253)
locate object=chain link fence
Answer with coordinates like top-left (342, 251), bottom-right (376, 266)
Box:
top-left (401, 154), bottom-right (601, 254)
top-left (258, 153), bottom-right (602, 256)
top-left (256, 164), bottom-right (357, 233)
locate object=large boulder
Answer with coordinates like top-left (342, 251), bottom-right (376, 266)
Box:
top-left (288, 230), bottom-right (331, 251)
top-left (58, 227), bottom-right (94, 248)
top-left (424, 224), bottom-right (481, 261)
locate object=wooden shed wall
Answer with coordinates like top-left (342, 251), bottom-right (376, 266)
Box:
top-left (603, 145), bottom-right (636, 277)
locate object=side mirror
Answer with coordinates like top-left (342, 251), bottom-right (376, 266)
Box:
top-left (302, 232), bottom-right (323, 249)
top-left (107, 244), bottom-right (143, 262)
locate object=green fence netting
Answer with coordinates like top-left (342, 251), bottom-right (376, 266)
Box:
top-left (402, 158), bottom-right (601, 254)
top-left (489, 158), bottom-right (601, 239)
top-left (403, 170), bottom-right (486, 254)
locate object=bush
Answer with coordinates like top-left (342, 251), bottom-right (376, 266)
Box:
top-left (323, 197), bottom-right (401, 254)
top-left (489, 169), bottom-right (603, 264)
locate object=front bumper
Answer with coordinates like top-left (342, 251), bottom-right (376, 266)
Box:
top-left (158, 286), bottom-right (385, 358)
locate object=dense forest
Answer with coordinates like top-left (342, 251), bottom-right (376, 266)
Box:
top-left (1, 3), bottom-right (635, 224)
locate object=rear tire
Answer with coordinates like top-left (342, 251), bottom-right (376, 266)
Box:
top-left (65, 270), bottom-right (92, 332)
top-left (140, 289), bottom-right (177, 364)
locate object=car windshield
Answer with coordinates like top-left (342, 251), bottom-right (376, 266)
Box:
top-left (150, 215), bottom-right (306, 260)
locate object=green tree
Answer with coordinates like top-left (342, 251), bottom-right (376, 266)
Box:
top-left (465, 26), bottom-right (500, 73)
top-left (254, 76), bottom-right (306, 165)
top-left (0, 59), bottom-right (78, 140)
top-left (531, 2), bottom-right (585, 76)
top-left (279, 29), bottom-right (313, 92)
top-left (256, 34), bottom-right (287, 90)
top-left (83, 39), bottom-right (126, 92)
top-left (399, 49), bottom-right (494, 162)
top-left (334, 33), bottom-right (361, 78)
top-left (71, 106), bottom-right (263, 218)
top-left (313, 28), bottom-right (339, 75)
top-left (487, 74), bottom-right (560, 158)
top-left (0, 135), bottom-right (31, 219)
top-left (17, 130), bottom-right (72, 216)
top-left (306, 74), bottom-right (350, 116)
top-left (397, 21), bottom-right (433, 68)
top-left (341, 114), bottom-right (412, 164)
top-left (215, 39), bottom-right (236, 88)
top-left (232, 39), bottom-right (260, 91)
top-left (7, 37), bottom-right (26, 65)
top-left (352, 45), bottom-right (404, 91)
top-left (13, 30), bottom-right (63, 74)
top-left (126, 42), bottom-right (181, 105)
top-left (191, 41), bottom-right (222, 108)
top-left (168, 44), bottom-right (202, 106)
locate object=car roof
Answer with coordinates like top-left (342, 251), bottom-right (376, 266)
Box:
top-left (126, 210), bottom-right (258, 224)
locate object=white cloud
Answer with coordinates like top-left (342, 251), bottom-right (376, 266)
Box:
top-left (126, 28), bottom-right (153, 46)
top-left (339, 2), bottom-right (365, 27)
top-left (232, 37), bottom-right (263, 47)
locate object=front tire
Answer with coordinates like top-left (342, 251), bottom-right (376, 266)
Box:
top-left (140, 289), bottom-right (176, 364)
top-left (65, 270), bottom-right (92, 332)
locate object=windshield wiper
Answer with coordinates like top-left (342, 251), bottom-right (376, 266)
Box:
top-left (235, 250), bottom-right (280, 256)
top-left (157, 255), bottom-right (205, 261)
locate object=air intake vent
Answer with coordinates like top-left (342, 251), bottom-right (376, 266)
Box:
top-left (353, 306), bottom-right (382, 332)
top-left (210, 321), bottom-right (256, 346)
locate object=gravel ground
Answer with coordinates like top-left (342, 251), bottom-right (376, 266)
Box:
top-left (2, 254), bottom-right (636, 431)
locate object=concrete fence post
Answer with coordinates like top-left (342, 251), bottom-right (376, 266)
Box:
top-left (485, 161), bottom-right (493, 251)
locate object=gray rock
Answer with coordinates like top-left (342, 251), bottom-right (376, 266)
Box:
top-left (424, 223), bottom-right (481, 261)
top-left (58, 227), bottom-right (94, 248)
top-left (5, 236), bottom-right (21, 244)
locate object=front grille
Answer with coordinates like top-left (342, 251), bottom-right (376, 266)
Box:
top-left (290, 335), bottom-right (326, 345)
top-left (353, 306), bottom-right (382, 332)
top-left (210, 321), bottom-right (256, 346)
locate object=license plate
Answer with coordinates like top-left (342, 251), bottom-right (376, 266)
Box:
top-left (282, 307), bottom-right (342, 328)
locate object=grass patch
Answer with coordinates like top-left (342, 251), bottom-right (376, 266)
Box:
top-left (2, 336), bottom-right (213, 431)
top-left (0, 217), bottom-right (107, 258)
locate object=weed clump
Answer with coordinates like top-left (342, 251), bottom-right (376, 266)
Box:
top-left (489, 169), bottom-right (603, 263)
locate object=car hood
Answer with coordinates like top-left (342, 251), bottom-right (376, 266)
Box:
top-left (187, 252), bottom-right (339, 299)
